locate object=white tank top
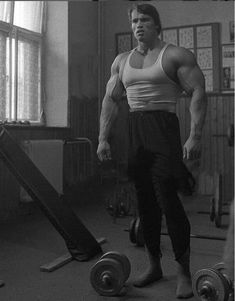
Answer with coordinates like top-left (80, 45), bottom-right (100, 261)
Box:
top-left (122, 44), bottom-right (182, 110)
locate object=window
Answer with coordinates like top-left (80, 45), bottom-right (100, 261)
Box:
top-left (0, 1), bottom-right (45, 124)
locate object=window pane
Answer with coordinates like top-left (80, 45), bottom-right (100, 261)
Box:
top-left (0, 1), bottom-right (11, 23)
top-left (0, 31), bottom-right (8, 120)
top-left (17, 37), bottom-right (41, 121)
top-left (14, 1), bottom-right (43, 33)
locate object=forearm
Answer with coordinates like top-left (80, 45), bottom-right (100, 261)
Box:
top-left (98, 96), bottom-right (119, 143)
top-left (189, 88), bottom-right (207, 139)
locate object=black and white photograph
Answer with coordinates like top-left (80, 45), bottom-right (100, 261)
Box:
top-left (0, 1), bottom-right (234, 301)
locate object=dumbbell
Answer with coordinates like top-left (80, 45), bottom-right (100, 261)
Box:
top-left (129, 217), bottom-right (145, 246)
top-left (192, 262), bottom-right (234, 301)
top-left (90, 251), bottom-right (131, 296)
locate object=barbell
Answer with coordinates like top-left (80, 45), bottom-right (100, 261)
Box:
top-left (192, 262), bottom-right (234, 301)
top-left (126, 217), bottom-right (226, 247)
top-left (90, 251), bottom-right (131, 296)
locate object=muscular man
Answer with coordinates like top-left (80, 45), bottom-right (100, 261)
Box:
top-left (97, 4), bottom-right (207, 299)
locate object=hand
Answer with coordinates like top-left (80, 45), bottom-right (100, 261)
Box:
top-left (97, 141), bottom-right (112, 161)
top-left (183, 136), bottom-right (202, 160)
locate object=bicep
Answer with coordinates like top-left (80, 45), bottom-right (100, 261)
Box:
top-left (105, 57), bottom-right (125, 102)
top-left (106, 73), bottom-right (125, 102)
top-left (177, 53), bottom-right (205, 95)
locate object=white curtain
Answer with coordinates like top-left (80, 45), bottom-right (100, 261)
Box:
top-left (17, 37), bottom-right (41, 121)
top-left (0, 31), bottom-right (7, 120)
top-left (14, 1), bottom-right (44, 33)
top-left (0, 2), bottom-right (11, 23)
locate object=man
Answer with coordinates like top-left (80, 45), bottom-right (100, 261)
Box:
top-left (97, 3), bottom-right (207, 299)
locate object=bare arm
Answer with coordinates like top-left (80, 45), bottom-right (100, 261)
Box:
top-left (97, 55), bottom-right (126, 161)
top-left (176, 48), bottom-right (207, 159)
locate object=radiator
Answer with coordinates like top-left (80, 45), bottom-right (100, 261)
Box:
top-left (20, 140), bottom-right (63, 202)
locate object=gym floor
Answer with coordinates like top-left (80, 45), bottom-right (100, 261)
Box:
top-left (0, 183), bottom-right (229, 301)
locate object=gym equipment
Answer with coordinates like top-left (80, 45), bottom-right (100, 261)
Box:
top-left (100, 251), bottom-right (131, 282)
top-left (134, 217), bottom-right (144, 247)
top-left (100, 160), bottom-right (136, 221)
top-left (0, 127), bottom-right (102, 262)
top-left (127, 217), bottom-right (226, 246)
top-left (213, 123), bottom-right (234, 147)
top-left (40, 237), bottom-right (106, 272)
top-left (105, 180), bottom-right (135, 220)
top-left (214, 173), bottom-right (223, 228)
top-left (192, 262), bottom-right (234, 301)
top-left (90, 251), bottom-right (131, 296)
top-left (228, 124), bottom-right (234, 147)
top-left (198, 173), bottom-right (229, 228)
top-left (129, 217), bottom-right (137, 244)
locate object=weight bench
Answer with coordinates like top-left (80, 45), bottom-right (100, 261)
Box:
top-left (0, 127), bottom-right (104, 270)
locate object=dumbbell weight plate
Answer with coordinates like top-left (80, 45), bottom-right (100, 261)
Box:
top-left (129, 218), bottom-right (137, 244)
top-left (100, 251), bottom-right (131, 282)
top-left (213, 262), bottom-right (232, 284)
top-left (135, 218), bottom-right (145, 247)
top-left (192, 268), bottom-right (230, 301)
top-left (213, 262), bottom-right (226, 274)
top-left (90, 258), bottom-right (125, 296)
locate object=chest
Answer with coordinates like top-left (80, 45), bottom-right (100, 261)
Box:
top-left (129, 48), bottom-right (178, 82)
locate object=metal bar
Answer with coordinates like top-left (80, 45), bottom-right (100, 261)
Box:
top-left (0, 127), bottom-right (102, 261)
top-left (197, 211), bottom-right (229, 216)
top-left (161, 232), bottom-right (226, 241)
top-left (64, 137), bottom-right (94, 177)
top-left (124, 229), bottom-right (226, 241)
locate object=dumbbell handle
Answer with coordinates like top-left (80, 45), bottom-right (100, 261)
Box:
top-left (102, 273), bottom-right (112, 286)
top-left (199, 285), bottom-right (214, 298)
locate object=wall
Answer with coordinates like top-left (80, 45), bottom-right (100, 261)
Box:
top-left (68, 2), bottom-right (99, 151)
top-left (69, 1), bottom-right (98, 100)
top-left (44, 1), bottom-right (68, 127)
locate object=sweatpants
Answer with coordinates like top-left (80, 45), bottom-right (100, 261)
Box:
top-left (127, 110), bottom-right (191, 260)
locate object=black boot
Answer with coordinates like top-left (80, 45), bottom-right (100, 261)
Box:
top-left (176, 248), bottom-right (193, 299)
top-left (133, 249), bottom-right (163, 287)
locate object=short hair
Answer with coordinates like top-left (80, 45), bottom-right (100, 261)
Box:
top-left (128, 4), bottom-right (162, 34)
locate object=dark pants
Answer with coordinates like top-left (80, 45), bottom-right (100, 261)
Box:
top-left (127, 110), bottom-right (191, 261)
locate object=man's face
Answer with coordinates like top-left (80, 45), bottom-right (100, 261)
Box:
top-left (131, 9), bottom-right (158, 43)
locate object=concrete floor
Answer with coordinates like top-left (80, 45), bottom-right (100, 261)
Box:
top-left (0, 189), bottom-right (229, 301)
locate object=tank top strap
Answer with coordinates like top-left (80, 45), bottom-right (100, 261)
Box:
top-left (119, 48), bottom-right (135, 80)
top-left (158, 43), bottom-right (169, 65)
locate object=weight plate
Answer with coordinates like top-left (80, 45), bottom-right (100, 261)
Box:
top-left (129, 218), bottom-right (137, 244)
top-left (213, 262), bottom-right (226, 274)
top-left (212, 262), bottom-right (232, 286)
top-left (100, 251), bottom-right (131, 282)
top-left (90, 258), bottom-right (125, 296)
top-left (214, 173), bottom-right (222, 228)
top-left (135, 217), bottom-right (145, 247)
top-left (210, 198), bottom-right (215, 221)
top-left (192, 268), bottom-right (230, 301)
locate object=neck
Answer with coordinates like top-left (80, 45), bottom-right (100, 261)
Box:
top-left (137, 38), bottom-right (162, 55)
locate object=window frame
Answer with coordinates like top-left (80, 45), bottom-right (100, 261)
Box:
top-left (0, 1), bottom-right (45, 125)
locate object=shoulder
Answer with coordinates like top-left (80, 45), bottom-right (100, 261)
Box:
top-left (166, 44), bottom-right (197, 67)
top-left (111, 51), bottom-right (131, 73)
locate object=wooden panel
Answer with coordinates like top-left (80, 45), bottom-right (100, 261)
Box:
top-left (176, 94), bottom-right (234, 202)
